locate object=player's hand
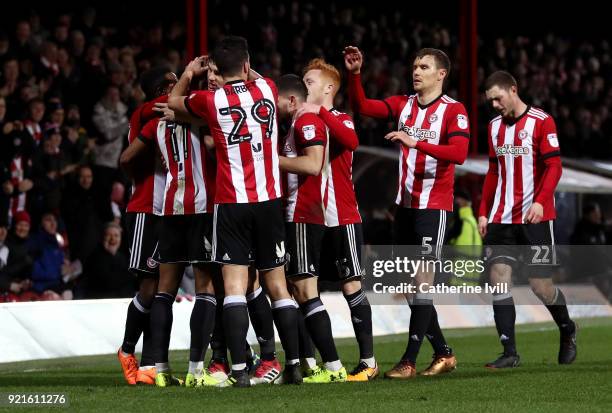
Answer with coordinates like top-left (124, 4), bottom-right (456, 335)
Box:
top-left (343, 46), bottom-right (363, 74)
top-left (153, 102), bottom-right (176, 121)
top-left (524, 202), bottom-right (544, 224)
top-left (384, 131), bottom-right (417, 148)
top-left (184, 56), bottom-right (208, 78)
top-left (18, 179), bottom-right (33, 192)
top-left (478, 216), bottom-right (488, 238)
top-left (296, 102), bottom-right (321, 118)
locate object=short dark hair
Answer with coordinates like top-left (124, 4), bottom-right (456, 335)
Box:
top-left (140, 65), bottom-right (172, 100)
top-left (211, 36), bottom-right (249, 78)
top-left (276, 74), bottom-right (307, 100)
top-left (416, 48), bottom-right (451, 79)
top-left (485, 71), bottom-right (518, 91)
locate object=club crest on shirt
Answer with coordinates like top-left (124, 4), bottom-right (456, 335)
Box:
top-left (457, 114), bottom-right (468, 130)
top-left (547, 133), bottom-right (559, 148)
top-left (428, 113), bottom-right (438, 123)
top-left (343, 120), bottom-right (355, 129)
top-left (302, 125), bottom-right (316, 140)
top-left (518, 129), bottom-right (531, 140)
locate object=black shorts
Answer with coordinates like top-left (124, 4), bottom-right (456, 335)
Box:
top-left (126, 212), bottom-right (160, 277)
top-left (212, 199), bottom-right (286, 270)
top-left (320, 223), bottom-right (364, 282)
top-left (155, 213), bottom-right (213, 264)
top-left (484, 221), bottom-right (557, 277)
top-left (393, 207), bottom-right (448, 260)
top-left (285, 222), bottom-right (325, 278)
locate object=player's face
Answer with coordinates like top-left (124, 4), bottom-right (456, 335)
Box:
top-left (207, 61), bottom-right (224, 91)
top-left (412, 55), bottom-right (444, 93)
top-left (277, 94), bottom-right (298, 120)
top-left (486, 85), bottom-right (515, 118)
top-left (303, 69), bottom-right (327, 104)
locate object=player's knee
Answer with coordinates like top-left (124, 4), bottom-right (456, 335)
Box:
top-left (530, 280), bottom-right (555, 304)
top-left (139, 278), bottom-right (157, 303)
top-left (489, 263), bottom-right (512, 284)
top-left (341, 279), bottom-right (361, 295)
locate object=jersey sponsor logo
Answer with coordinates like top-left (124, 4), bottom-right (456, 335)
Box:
top-left (428, 113), bottom-right (438, 123)
top-left (302, 125), bottom-right (316, 140)
top-left (343, 120), bottom-right (355, 129)
top-left (399, 123), bottom-right (438, 140)
top-left (495, 144), bottom-right (530, 157)
top-left (547, 133), bottom-right (559, 148)
top-left (457, 114), bottom-right (468, 130)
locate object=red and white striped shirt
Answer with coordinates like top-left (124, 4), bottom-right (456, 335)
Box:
top-left (282, 113), bottom-right (327, 224)
top-left (184, 78), bottom-right (281, 204)
top-left (321, 108), bottom-right (362, 226)
top-left (139, 119), bottom-right (215, 215)
top-left (479, 106), bottom-right (562, 224)
top-left (126, 97), bottom-right (167, 215)
top-left (387, 94), bottom-right (470, 211)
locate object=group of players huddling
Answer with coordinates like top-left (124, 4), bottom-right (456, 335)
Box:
top-left (115, 35), bottom-right (577, 388)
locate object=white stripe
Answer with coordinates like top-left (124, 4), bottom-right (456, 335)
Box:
top-left (190, 127), bottom-right (207, 213)
top-left (402, 104), bottom-right (427, 207)
top-left (256, 78), bottom-right (282, 199)
top-left (488, 119), bottom-right (503, 223)
top-left (133, 213), bottom-right (142, 268)
top-left (521, 118), bottom-right (536, 222)
top-left (152, 157), bottom-right (166, 215)
top-left (419, 103), bottom-right (447, 208)
top-left (529, 108), bottom-right (548, 118)
top-left (173, 125), bottom-right (186, 215)
top-left (501, 124), bottom-right (516, 223)
top-left (325, 162), bottom-right (340, 227)
top-left (347, 224), bottom-right (361, 277)
top-left (212, 204), bottom-right (218, 260)
top-left (234, 82), bottom-right (269, 202)
top-left (214, 88), bottom-right (248, 203)
top-left (156, 122), bottom-right (173, 214)
top-left (305, 306), bottom-right (325, 318)
top-left (130, 214), bottom-right (140, 268)
top-left (302, 224), bottom-right (309, 273)
top-left (284, 121), bottom-right (299, 222)
top-left (132, 295), bottom-right (150, 313)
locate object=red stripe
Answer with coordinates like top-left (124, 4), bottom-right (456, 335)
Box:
top-left (248, 81), bottom-right (277, 200)
top-left (399, 146), bottom-right (408, 205)
top-left (427, 104), bottom-right (453, 211)
top-left (183, 125), bottom-right (196, 214)
top-left (492, 124), bottom-right (506, 222)
top-left (511, 118), bottom-right (525, 223)
top-left (410, 104), bottom-right (436, 208)
top-left (210, 92), bottom-right (236, 203)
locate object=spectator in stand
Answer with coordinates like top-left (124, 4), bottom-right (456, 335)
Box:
top-left (1, 221), bottom-right (31, 300)
top-left (91, 85), bottom-right (129, 189)
top-left (23, 97), bottom-right (45, 145)
top-left (27, 212), bottom-right (72, 300)
top-left (78, 222), bottom-right (133, 299)
top-left (6, 211), bottom-right (33, 281)
top-left (62, 165), bottom-right (112, 264)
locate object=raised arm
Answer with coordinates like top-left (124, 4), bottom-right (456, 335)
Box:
top-left (167, 56), bottom-right (208, 120)
top-left (344, 46), bottom-right (394, 119)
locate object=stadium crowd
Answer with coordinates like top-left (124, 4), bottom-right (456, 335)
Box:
top-left (1, 2), bottom-right (611, 301)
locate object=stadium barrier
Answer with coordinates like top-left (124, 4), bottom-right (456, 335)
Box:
top-left (1, 285), bottom-right (610, 363)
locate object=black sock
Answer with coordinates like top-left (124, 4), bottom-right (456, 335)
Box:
top-left (121, 294), bottom-right (150, 355)
top-left (189, 293), bottom-right (217, 362)
top-left (424, 306), bottom-right (452, 356)
top-left (210, 295), bottom-right (228, 361)
top-left (493, 294), bottom-right (517, 355)
top-left (301, 297), bottom-right (339, 363)
top-left (297, 310), bottom-right (315, 359)
top-left (150, 292), bottom-right (175, 364)
top-left (223, 296), bottom-right (249, 369)
top-left (401, 295), bottom-right (434, 363)
top-left (545, 288), bottom-right (574, 335)
top-left (271, 299), bottom-right (300, 362)
top-left (140, 320), bottom-right (155, 367)
top-left (344, 289), bottom-right (374, 359)
top-left (247, 287), bottom-right (276, 360)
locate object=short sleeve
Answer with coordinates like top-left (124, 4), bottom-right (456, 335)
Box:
top-left (295, 113), bottom-right (327, 148)
top-left (446, 103), bottom-right (471, 140)
top-left (539, 116), bottom-right (561, 159)
top-left (138, 119), bottom-right (159, 144)
top-left (184, 90), bottom-right (211, 120)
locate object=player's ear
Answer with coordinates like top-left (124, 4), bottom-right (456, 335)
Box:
top-left (438, 69), bottom-right (447, 81)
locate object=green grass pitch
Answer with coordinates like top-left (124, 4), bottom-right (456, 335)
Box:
top-left (1, 317), bottom-right (611, 412)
